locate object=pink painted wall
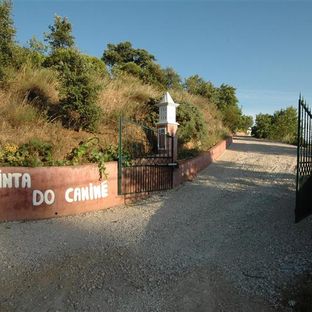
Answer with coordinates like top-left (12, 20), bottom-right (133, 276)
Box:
top-left (0, 137), bottom-right (232, 222)
top-left (0, 162), bottom-right (123, 221)
top-left (173, 137), bottom-right (232, 186)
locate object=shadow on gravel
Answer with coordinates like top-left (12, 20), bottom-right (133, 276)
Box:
top-left (136, 157), bottom-right (311, 311)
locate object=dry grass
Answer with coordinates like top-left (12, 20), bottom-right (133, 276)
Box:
top-left (5, 65), bottom-right (60, 110)
top-left (98, 73), bottom-right (229, 149)
top-left (97, 73), bottom-right (161, 125)
top-left (0, 69), bottom-right (229, 163)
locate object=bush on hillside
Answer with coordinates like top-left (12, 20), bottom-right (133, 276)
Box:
top-left (177, 101), bottom-right (207, 148)
top-left (44, 48), bottom-right (101, 132)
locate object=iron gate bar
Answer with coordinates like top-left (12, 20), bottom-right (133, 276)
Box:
top-left (118, 116), bottom-right (175, 195)
top-left (295, 96), bottom-right (312, 222)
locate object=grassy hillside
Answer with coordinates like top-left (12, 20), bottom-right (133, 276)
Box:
top-left (0, 65), bottom-right (228, 166)
top-left (0, 1), bottom-right (236, 167)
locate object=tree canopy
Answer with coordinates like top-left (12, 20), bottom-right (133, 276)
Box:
top-left (102, 41), bottom-right (156, 68)
top-left (44, 15), bottom-right (75, 51)
top-left (252, 107), bottom-right (297, 144)
top-left (0, 0), bottom-right (15, 78)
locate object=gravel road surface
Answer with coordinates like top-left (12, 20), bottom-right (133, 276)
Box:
top-left (1, 136), bottom-right (311, 312)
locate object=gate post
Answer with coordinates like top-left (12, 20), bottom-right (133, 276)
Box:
top-left (118, 115), bottom-right (122, 195)
top-left (156, 92), bottom-right (179, 162)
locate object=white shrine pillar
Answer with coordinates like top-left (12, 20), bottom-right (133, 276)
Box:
top-left (156, 92), bottom-right (179, 161)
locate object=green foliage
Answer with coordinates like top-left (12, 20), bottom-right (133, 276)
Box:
top-left (239, 115), bottom-right (253, 131)
top-left (216, 84), bottom-right (242, 132)
top-left (140, 62), bottom-right (166, 88)
top-left (162, 67), bottom-right (182, 90)
top-left (44, 48), bottom-right (101, 131)
top-left (44, 15), bottom-right (75, 51)
top-left (184, 75), bottom-right (216, 101)
top-left (184, 76), bottom-right (242, 132)
top-left (81, 54), bottom-right (109, 79)
top-left (0, 140), bottom-right (53, 167)
top-left (252, 107), bottom-right (297, 144)
top-left (0, 138), bottom-right (118, 174)
top-left (270, 107), bottom-right (297, 144)
top-left (65, 137), bottom-right (118, 179)
top-left (252, 113), bottom-right (273, 138)
top-left (0, 0), bottom-right (15, 79)
top-left (114, 62), bottom-right (143, 79)
top-left (176, 101), bottom-right (207, 146)
top-left (102, 41), bottom-right (155, 68)
top-left (103, 41), bottom-right (168, 88)
top-left (27, 36), bottom-right (48, 54)
top-left (221, 104), bottom-right (242, 132)
top-left (25, 36), bottom-right (47, 66)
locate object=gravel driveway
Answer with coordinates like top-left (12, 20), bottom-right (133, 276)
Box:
top-left (1, 136), bottom-right (311, 312)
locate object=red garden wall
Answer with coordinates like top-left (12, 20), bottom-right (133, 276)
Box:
top-left (0, 137), bottom-right (232, 222)
top-left (173, 137), bottom-right (233, 186)
top-left (0, 162), bottom-right (123, 221)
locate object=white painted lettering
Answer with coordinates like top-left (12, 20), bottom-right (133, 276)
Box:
top-left (12, 173), bottom-right (22, 188)
top-left (65, 188), bottom-right (74, 203)
top-left (2, 173), bottom-right (12, 188)
top-left (81, 187), bottom-right (89, 201)
top-left (93, 184), bottom-right (101, 199)
top-left (21, 173), bottom-right (31, 188)
top-left (44, 190), bottom-right (55, 205)
top-left (33, 190), bottom-right (44, 206)
top-left (74, 188), bottom-right (81, 202)
top-left (89, 183), bottom-right (94, 200)
top-left (64, 181), bottom-right (109, 204)
top-left (101, 182), bottom-right (108, 198)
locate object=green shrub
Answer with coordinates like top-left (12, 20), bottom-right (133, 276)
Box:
top-left (82, 54), bottom-right (109, 79)
top-left (65, 137), bottom-right (118, 179)
top-left (176, 101), bottom-right (207, 147)
top-left (0, 139), bottom-right (53, 167)
top-left (44, 48), bottom-right (101, 131)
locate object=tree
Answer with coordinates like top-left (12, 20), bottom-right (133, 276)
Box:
top-left (176, 101), bottom-right (207, 146)
top-left (162, 67), bottom-right (182, 90)
top-left (27, 36), bottom-right (47, 54)
top-left (239, 115), bottom-right (253, 132)
top-left (222, 104), bottom-right (242, 132)
top-left (44, 15), bottom-right (75, 51)
top-left (216, 84), bottom-right (242, 132)
top-left (102, 41), bottom-right (155, 69)
top-left (252, 113), bottom-right (273, 138)
top-left (216, 84), bottom-right (238, 111)
top-left (0, 0), bottom-right (15, 79)
top-left (44, 48), bottom-right (101, 132)
top-left (270, 107), bottom-right (297, 144)
top-left (184, 75), bottom-right (216, 101)
top-left (24, 36), bottom-right (47, 66)
top-left (81, 54), bottom-right (109, 79)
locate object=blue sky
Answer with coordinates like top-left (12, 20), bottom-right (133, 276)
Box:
top-left (12, 0), bottom-right (312, 119)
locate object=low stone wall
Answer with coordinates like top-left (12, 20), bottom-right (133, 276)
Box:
top-left (173, 137), bottom-right (232, 186)
top-left (0, 162), bottom-right (123, 221)
top-left (0, 137), bottom-right (232, 222)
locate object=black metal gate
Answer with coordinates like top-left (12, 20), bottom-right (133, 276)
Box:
top-left (296, 96), bottom-right (312, 222)
top-left (118, 117), bottom-right (175, 195)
